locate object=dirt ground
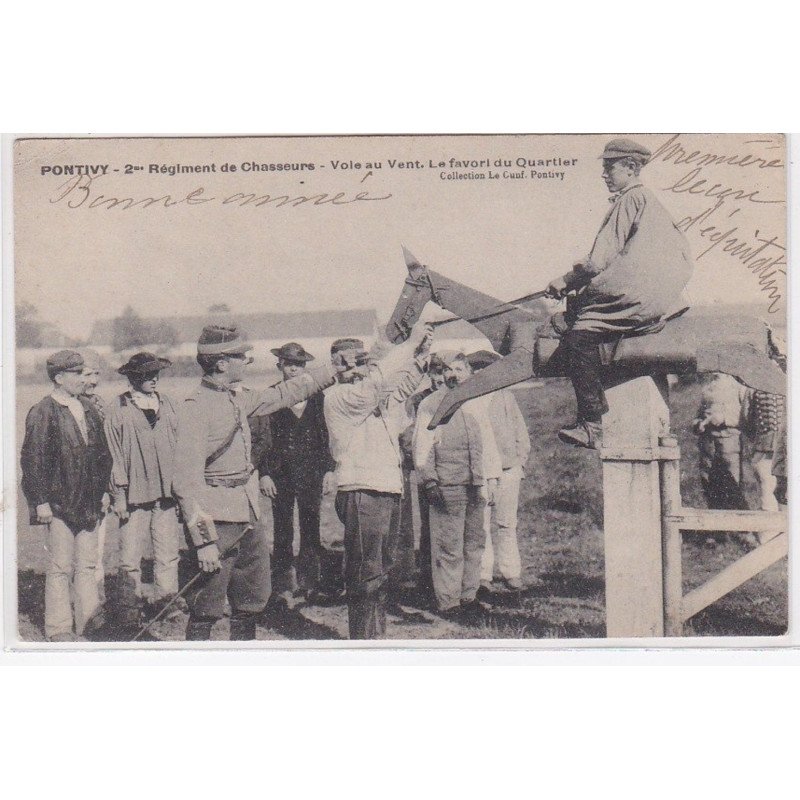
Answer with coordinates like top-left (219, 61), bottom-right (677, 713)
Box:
top-left (13, 376), bottom-right (788, 642)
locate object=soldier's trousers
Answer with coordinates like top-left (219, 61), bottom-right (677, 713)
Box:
top-left (185, 517), bottom-right (270, 640)
top-left (335, 490), bottom-right (400, 639)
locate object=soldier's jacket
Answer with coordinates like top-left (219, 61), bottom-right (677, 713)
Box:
top-left (172, 362), bottom-right (337, 528)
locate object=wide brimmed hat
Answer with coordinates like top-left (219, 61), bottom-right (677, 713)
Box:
top-left (118, 352), bottom-right (172, 376)
top-left (466, 349), bottom-right (501, 371)
top-left (270, 342), bottom-right (315, 362)
top-left (197, 324), bottom-right (253, 356)
top-left (599, 138), bottom-right (651, 162)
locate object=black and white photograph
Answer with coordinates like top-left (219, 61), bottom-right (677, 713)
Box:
top-left (6, 133), bottom-right (789, 646)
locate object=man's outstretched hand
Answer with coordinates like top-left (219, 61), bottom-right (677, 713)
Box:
top-left (408, 320), bottom-right (434, 352)
top-left (332, 348), bottom-right (366, 372)
top-left (546, 274), bottom-right (569, 300)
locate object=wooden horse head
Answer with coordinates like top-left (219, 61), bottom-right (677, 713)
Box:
top-left (385, 246), bottom-right (540, 353)
top-left (385, 246), bottom-right (441, 344)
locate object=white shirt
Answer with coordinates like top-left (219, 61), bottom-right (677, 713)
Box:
top-left (468, 394), bottom-right (503, 480)
top-left (291, 399), bottom-right (308, 418)
top-left (51, 388), bottom-right (88, 443)
top-left (324, 341), bottom-right (422, 494)
top-left (130, 390), bottom-right (160, 412)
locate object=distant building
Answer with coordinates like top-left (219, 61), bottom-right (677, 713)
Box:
top-left (16, 307), bottom-right (502, 380)
top-left (87, 309), bottom-right (382, 372)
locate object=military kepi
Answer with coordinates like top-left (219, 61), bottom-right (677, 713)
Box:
top-left (197, 324), bottom-right (253, 355)
top-left (599, 138), bottom-right (652, 162)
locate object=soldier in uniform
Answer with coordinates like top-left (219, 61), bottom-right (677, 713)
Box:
top-left (171, 324), bottom-right (354, 641)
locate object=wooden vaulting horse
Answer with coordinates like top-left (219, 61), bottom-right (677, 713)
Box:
top-left (386, 247), bottom-right (787, 429)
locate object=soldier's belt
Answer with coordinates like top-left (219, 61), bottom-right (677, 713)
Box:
top-left (205, 472), bottom-right (253, 488)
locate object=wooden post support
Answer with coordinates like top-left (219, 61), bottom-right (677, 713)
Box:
top-left (681, 532), bottom-right (788, 622)
top-left (659, 434), bottom-right (684, 637)
top-left (601, 376), bottom-right (670, 637)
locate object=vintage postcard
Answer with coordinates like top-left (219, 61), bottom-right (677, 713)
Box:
top-left (4, 133), bottom-right (790, 648)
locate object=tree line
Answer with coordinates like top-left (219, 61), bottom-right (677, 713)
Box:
top-left (16, 303), bottom-right (185, 352)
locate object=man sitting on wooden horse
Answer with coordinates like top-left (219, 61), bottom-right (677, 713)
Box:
top-left (545, 138), bottom-right (694, 449)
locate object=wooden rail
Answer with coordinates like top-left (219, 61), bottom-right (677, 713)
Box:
top-left (600, 379), bottom-right (788, 638)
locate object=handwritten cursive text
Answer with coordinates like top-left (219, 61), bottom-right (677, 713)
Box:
top-left (49, 175), bottom-right (393, 211)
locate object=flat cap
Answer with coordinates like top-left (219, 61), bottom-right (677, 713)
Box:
top-left (599, 138), bottom-right (652, 162)
top-left (271, 342), bottom-right (315, 362)
top-left (331, 337), bottom-right (365, 354)
top-left (331, 337), bottom-right (369, 365)
top-left (118, 351), bottom-right (172, 376)
top-left (197, 324), bottom-right (253, 356)
top-left (46, 349), bottom-right (84, 376)
top-left (466, 349), bottom-right (502, 371)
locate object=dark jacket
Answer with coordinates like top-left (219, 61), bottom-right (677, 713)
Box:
top-left (265, 392), bottom-right (335, 485)
top-left (250, 413), bottom-right (273, 478)
top-left (21, 395), bottom-right (112, 533)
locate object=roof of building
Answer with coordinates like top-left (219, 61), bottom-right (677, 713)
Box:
top-left (88, 308), bottom-right (379, 346)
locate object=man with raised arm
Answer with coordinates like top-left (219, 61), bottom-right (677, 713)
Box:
top-left (324, 319), bottom-right (432, 639)
top-left (171, 324), bottom-right (355, 641)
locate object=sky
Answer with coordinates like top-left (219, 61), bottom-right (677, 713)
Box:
top-left (13, 133), bottom-right (787, 341)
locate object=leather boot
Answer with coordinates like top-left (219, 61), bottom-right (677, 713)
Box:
top-left (558, 420), bottom-right (603, 450)
top-left (347, 593), bottom-right (384, 639)
top-left (229, 613), bottom-right (257, 641)
top-left (186, 616), bottom-right (215, 641)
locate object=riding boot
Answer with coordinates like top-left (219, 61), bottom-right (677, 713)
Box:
top-left (186, 616), bottom-right (215, 641)
top-left (229, 613), bottom-right (257, 641)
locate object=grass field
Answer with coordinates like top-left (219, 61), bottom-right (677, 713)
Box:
top-left (13, 374), bottom-right (788, 642)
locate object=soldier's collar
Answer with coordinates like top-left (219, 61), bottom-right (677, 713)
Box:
top-left (201, 375), bottom-right (234, 393)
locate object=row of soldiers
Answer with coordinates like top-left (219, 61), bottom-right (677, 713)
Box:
top-left (22, 317), bottom-right (536, 641)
